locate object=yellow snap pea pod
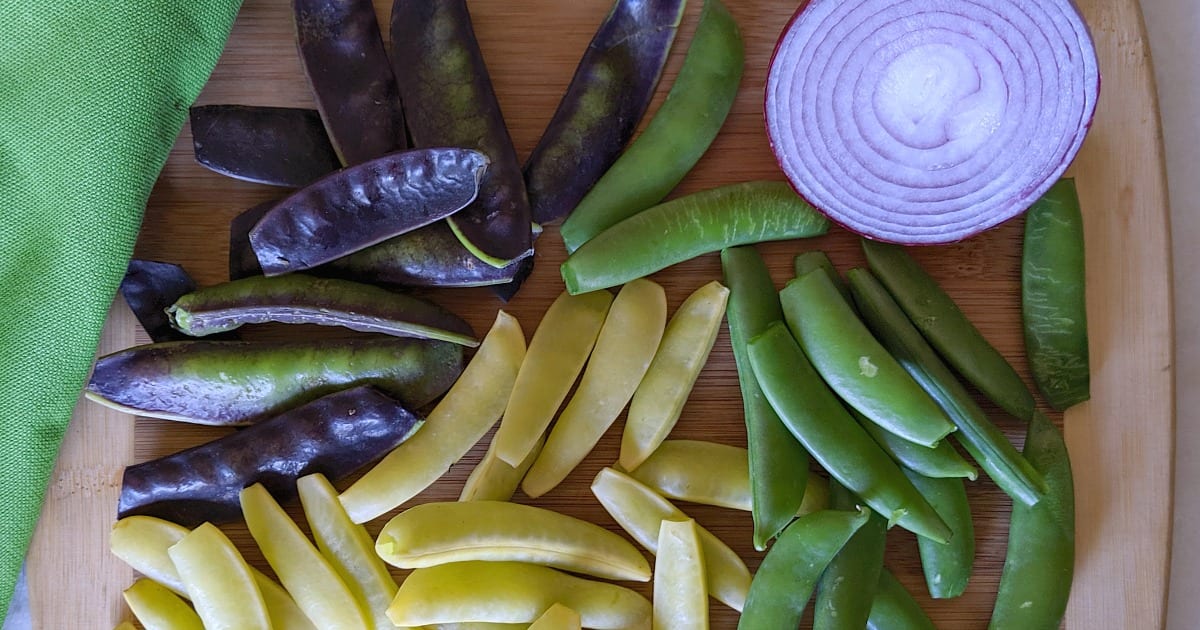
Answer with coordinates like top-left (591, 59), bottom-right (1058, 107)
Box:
top-left (298, 473), bottom-right (398, 630)
top-left (619, 280), bottom-right (729, 471)
top-left (166, 523), bottom-right (271, 630)
top-left (460, 429), bottom-right (545, 502)
top-left (386, 561), bottom-right (651, 629)
top-left (340, 310), bottom-right (527, 523)
top-left (122, 578), bottom-right (204, 630)
top-left (114, 623), bottom-right (137, 630)
top-left (590, 467), bottom-right (750, 611)
top-left (376, 500), bottom-right (651, 582)
top-left (494, 290), bottom-right (614, 466)
top-left (653, 519), bottom-right (708, 630)
top-left (529, 603), bottom-right (582, 630)
top-left (241, 483), bottom-right (370, 630)
top-left (523, 278), bottom-right (667, 497)
top-left (110, 516), bottom-right (315, 629)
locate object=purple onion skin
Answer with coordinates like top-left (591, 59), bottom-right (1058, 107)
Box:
top-left (189, 105), bottom-right (341, 188)
top-left (249, 147), bottom-right (488, 276)
top-left (389, 0), bottom-right (532, 265)
top-left (525, 0), bottom-right (686, 225)
top-left (293, 0), bottom-right (408, 166)
top-left (118, 385), bottom-right (422, 526)
top-left (120, 260), bottom-right (205, 343)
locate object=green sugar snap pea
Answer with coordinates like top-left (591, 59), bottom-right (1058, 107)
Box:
top-left (813, 482), bottom-right (887, 630)
top-left (903, 470), bottom-right (975, 599)
top-left (867, 569), bottom-right (938, 630)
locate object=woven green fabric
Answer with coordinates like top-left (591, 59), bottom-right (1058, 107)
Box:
top-left (0, 0), bottom-right (242, 618)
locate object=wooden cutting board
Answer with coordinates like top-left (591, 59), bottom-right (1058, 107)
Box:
top-left (26, 0), bottom-right (1173, 627)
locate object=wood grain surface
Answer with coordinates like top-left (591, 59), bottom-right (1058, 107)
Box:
top-left (27, 0), bottom-right (1173, 627)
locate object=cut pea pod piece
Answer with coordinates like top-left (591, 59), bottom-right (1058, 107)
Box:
top-left (722, 245), bottom-right (810, 550)
top-left (813, 482), bottom-right (887, 630)
top-left (167, 523), bottom-right (271, 630)
top-left (117, 385), bottom-right (422, 526)
top-left (653, 519), bottom-right (708, 630)
top-left (619, 280), bottom-right (728, 472)
top-left (375, 501), bottom-right (651, 582)
top-left (903, 470), bottom-right (975, 599)
top-left (339, 311), bottom-right (525, 523)
top-left (123, 578), bottom-right (204, 630)
top-left (188, 104), bottom-right (340, 188)
top-left (867, 569), bottom-right (938, 630)
top-left (493, 290), bottom-right (613, 467)
top-left (389, 0), bottom-right (532, 266)
top-left (747, 322), bottom-right (951, 543)
top-left (293, 0), bottom-right (406, 166)
top-left (781, 269), bottom-right (957, 448)
top-left (525, 0), bottom-right (687, 224)
top-left (856, 408), bottom-right (978, 481)
top-left (241, 483), bottom-right (371, 630)
top-left (387, 561), bottom-right (651, 629)
top-left (297, 474), bottom-right (399, 630)
top-left (86, 336), bottom-right (462, 426)
top-left (591, 467), bottom-right (751, 611)
top-left (847, 267), bottom-right (1047, 506)
top-left (862, 239), bottom-right (1038, 422)
top-left (523, 278), bottom-right (667, 497)
top-left (1022, 178), bottom-right (1090, 410)
top-left (989, 412), bottom-right (1075, 629)
top-left (250, 147), bottom-right (489, 276)
top-left (167, 274), bottom-right (477, 346)
top-left (528, 603), bottom-right (581, 630)
top-left (461, 429), bottom-right (545, 502)
top-left (120, 259), bottom-right (235, 343)
top-left (561, 182), bottom-right (830, 294)
top-left (559, 0), bottom-right (744, 252)
top-left (738, 508), bottom-right (870, 630)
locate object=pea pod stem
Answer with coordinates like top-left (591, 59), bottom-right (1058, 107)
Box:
top-left (813, 482), bottom-right (887, 630)
top-left (903, 470), bottom-right (975, 599)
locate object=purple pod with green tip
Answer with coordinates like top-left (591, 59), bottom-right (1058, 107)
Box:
top-left (189, 105), bottom-right (341, 188)
top-left (118, 385), bottom-right (423, 526)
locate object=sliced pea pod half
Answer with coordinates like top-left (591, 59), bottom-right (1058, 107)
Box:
top-left (189, 104), bottom-right (340, 188)
top-left (167, 274), bottom-right (477, 346)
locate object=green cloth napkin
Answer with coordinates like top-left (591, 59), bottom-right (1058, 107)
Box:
top-left (0, 0), bottom-right (242, 618)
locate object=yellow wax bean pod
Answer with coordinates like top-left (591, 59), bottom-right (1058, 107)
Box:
top-left (529, 603), bottom-right (582, 630)
top-left (241, 483), bottom-right (370, 630)
top-left (590, 467), bottom-right (750, 611)
top-left (653, 520), bottom-right (708, 630)
top-left (111, 515), bottom-right (315, 630)
top-left (115, 622), bottom-right (137, 630)
top-left (376, 500), bottom-right (651, 582)
top-left (619, 281), bottom-right (729, 471)
top-left (298, 473), bottom-right (399, 630)
top-left (123, 578), bottom-right (204, 630)
top-left (166, 522), bottom-right (271, 630)
top-left (461, 429), bottom-right (545, 502)
top-left (494, 290), bottom-right (614, 466)
top-left (386, 561), bottom-right (651, 629)
top-left (523, 279), bottom-right (667, 498)
top-left (429, 624), bottom-right (525, 630)
top-left (340, 311), bottom-right (527, 523)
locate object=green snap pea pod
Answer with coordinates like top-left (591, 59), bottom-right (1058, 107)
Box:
top-left (989, 412), bottom-right (1074, 629)
top-left (794, 250), bottom-right (853, 304)
top-left (1022, 178), bottom-right (1090, 410)
top-left (561, 181), bottom-right (829, 294)
top-left (747, 322), bottom-right (951, 543)
top-left (559, 0), bottom-right (744, 253)
top-left (902, 470), bottom-right (975, 599)
top-left (189, 105), bottom-right (340, 188)
top-left (855, 407), bottom-right (978, 480)
top-left (85, 337), bottom-right (462, 426)
top-left (862, 239), bottom-right (1037, 422)
top-left (781, 270), bottom-right (957, 448)
top-left (738, 507), bottom-right (870, 630)
top-left (847, 268), bottom-right (1046, 506)
top-left (866, 569), bottom-right (937, 630)
top-left (167, 274), bottom-right (477, 346)
top-left (720, 246), bottom-right (809, 550)
top-left (813, 482), bottom-right (887, 630)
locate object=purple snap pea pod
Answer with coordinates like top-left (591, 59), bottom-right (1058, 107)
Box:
top-left (249, 147), bottom-right (489, 276)
top-left (389, 0), bottom-right (532, 267)
top-left (120, 260), bottom-right (234, 343)
top-left (229, 200), bottom-right (274, 279)
top-left (293, 0), bottom-right (408, 166)
top-left (189, 105), bottom-right (340, 188)
top-left (118, 385), bottom-right (423, 526)
top-left (525, 0), bottom-right (687, 225)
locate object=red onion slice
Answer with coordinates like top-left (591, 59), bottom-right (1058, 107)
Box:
top-left (765, 0), bottom-right (1099, 244)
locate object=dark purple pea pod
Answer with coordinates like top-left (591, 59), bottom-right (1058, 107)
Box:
top-left (118, 385), bottom-right (422, 526)
top-left (524, 0), bottom-right (687, 225)
top-left (120, 260), bottom-right (235, 343)
top-left (389, 0), bottom-right (532, 267)
top-left (167, 274), bottom-right (477, 346)
top-left (249, 147), bottom-right (489, 276)
top-left (189, 105), bottom-right (341, 188)
top-left (293, 0), bottom-right (407, 165)
top-left (229, 200), bottom-right (274, 280)
top-left (84, 337), bottom-right (462, 426)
